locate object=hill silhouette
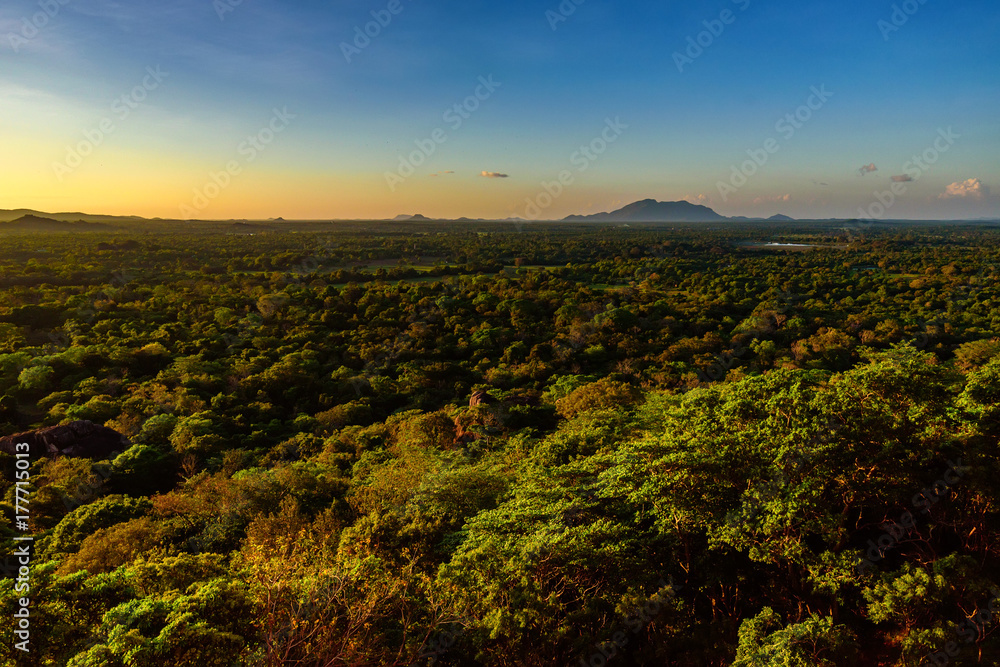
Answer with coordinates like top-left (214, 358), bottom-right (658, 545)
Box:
top-left (563, 199), bottom-right (729, 223)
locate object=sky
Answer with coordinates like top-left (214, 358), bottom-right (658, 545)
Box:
top-left (0, 0), bottom-right (998, 221)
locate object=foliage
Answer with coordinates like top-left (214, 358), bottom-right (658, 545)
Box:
top-left (3, 222), bottom-right (1000, 665)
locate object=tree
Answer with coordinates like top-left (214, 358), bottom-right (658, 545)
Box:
top-left (555, 378), bottom-right (642, 419)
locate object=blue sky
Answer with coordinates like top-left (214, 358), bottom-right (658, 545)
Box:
top-left (1, 0), bottom-right (998, 220)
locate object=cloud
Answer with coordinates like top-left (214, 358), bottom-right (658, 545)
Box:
top-left (480, 171), bottom-right (509, 179)
top-left (857, 163), bottom-right (878, 176)
top-left (752, 194), bottom-right (792, 204)
top-left (684, 194), bottom-right (708, 204)
top-left (939, 178), bottom-right (989, 199)
top-left (430, 171), bottom-right (454, 177)
top-left (891, 175), bottom-right (914, 183)
top-left (811, 180), bottom-right (829, 187)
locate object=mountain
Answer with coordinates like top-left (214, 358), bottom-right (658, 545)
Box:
top-left (768, 214), bottom-right (795, 222)
top-left (392, 214), bottom-right (432, 221)
top-left (0, 209), bottom-right (140, 223)
top-left (563, 199), bottom-right (728, 223)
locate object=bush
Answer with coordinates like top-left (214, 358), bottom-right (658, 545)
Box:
top-left (45, 495), bottom-right (153, 558)
top-left (555, 378), bottom-right (642, 419)
top-left (58, 517), bottom-right (165, 575)
top-left (395, 411), bottom-right (457, 449)
top-left (315, 401), bottom-right (373, 432)
top-left (135, 414), bottom-right (179, 450)
top-left (111, 445), bottom-right (177, 496)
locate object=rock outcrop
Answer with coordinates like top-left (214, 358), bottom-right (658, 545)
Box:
top-left (0, 420), bottom-right (129, 459)
top-left (469, 390), bottom-right (497, 407)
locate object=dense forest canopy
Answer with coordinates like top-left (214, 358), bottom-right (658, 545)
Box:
top-left (1, 220), bottom-right (999, 666)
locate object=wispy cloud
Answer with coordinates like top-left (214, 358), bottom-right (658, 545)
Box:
top-left (0, 81), bottom-right (61, 103)
top-left (857, 163), bottom-right (878, 176)
top-left (939, 178), bottom-right (989, 199)
top-left (0, 81), bottom-right (68, 118)
top-left (684, 194), bottom-right (708, 204)
top-left (481, 171), bottom-right (508, 178)
top-left (891, 175), bottom-right (914, 182)
top-left (430, 171), bottom-right (454, 177)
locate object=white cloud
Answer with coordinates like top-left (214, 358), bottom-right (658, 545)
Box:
top-left (752, 194), bottom-right (792, 205)
top-left (480, 171), bottom-right (508, 178)
top-left (940, 178), bottom-right (989, 199)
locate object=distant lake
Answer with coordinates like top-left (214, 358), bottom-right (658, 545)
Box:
top-left (736, 240), bottom-right (849, 251)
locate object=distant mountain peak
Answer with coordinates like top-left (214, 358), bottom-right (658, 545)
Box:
top-left (560, 200), bottom-right (801, 223)
top-left (393, 214), bottom-right (431, 221)
top-left (10, 214), bottom-right (60, 225)
top-left (564, 199), bottom-right (727, 223)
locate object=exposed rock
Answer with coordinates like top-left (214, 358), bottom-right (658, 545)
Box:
top-left (469, 390), bottom-right (497, 407)
top-left (0, 420), bottom-right (129, 459)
